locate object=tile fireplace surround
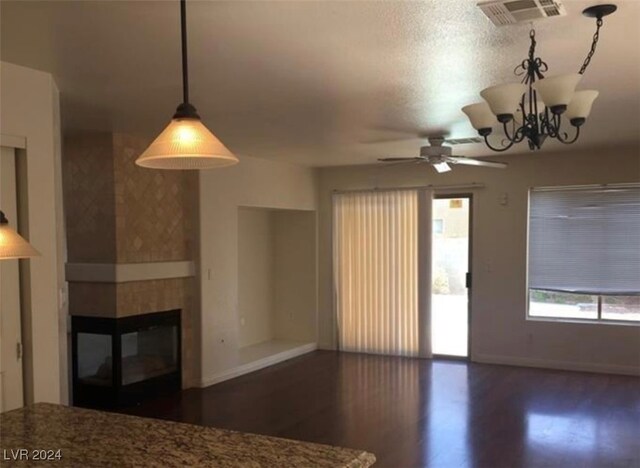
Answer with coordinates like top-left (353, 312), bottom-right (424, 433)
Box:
top-left (63, 132), bottom-right (198, 389)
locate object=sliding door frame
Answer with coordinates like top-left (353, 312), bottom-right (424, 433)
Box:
top-left (431, 193), bottom-right (473, 361)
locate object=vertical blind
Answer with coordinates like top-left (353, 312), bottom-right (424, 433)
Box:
top-left (529, 184), bottom-right (640, 295)
top-left (333, 189), bottom-right (431, 357)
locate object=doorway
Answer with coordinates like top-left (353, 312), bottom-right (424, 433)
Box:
top-left (0, 146), bottom-right (25, 411)
top-left (431, 195), bottom-right (471, 357)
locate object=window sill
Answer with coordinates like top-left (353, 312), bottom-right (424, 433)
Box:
top-left (526, 316), bottom-right (640, 327)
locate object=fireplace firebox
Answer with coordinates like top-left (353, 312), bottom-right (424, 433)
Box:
top-left (72, 310), bottom-right (181, 409)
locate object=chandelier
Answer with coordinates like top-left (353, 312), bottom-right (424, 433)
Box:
top-left (461, 4), bottom-right (616, 152)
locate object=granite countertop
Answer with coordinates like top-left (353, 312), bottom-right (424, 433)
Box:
top-left (0, 403), bottom-right (375, 467)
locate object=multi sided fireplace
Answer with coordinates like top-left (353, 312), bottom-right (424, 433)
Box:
top-left (72, 309), bottom-right (181, 409)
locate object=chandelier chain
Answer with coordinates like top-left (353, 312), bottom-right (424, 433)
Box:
top-left (579, 17), bottom-right (603, 75)
top-left (528, 28), bottom-right (536, 60)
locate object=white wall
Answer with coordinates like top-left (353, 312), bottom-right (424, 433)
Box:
top-left (199, 155), bottom-right (317, 384)
top-left (237, 207), bottom-right (275, 347)
top-left (318, 144), bottom-right (640, 375)
top-left (0, 62), bottom-right (67, 403)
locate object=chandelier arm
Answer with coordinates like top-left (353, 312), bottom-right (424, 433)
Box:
top-left (561, 125), bottom-right (581, 145)
top-left (540, 108), bottom-right (557, 138)
top-left (513, 124), bottom-right (527, 143)
top-left (554, 116), bottom-right (581, 145)
top-left (552, 113), bottom-right (563, 139)
top-left (514, 101), bottom-right (529, 144)
top-left (579, 17), bottom-right (603, 75)
top-left (502, 120), bottom-right (515, 142)
top-left (545, 112), bottom-right (557, 138)
top-left (506, 120), bottom-right (526, 144)
top-left (483, 134), bottom-right (515, 152)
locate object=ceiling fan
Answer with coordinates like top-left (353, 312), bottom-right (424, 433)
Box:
top-left (378, 137), bottom-right (507, 173)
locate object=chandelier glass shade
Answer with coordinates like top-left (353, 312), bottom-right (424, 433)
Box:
top-left (0, 211), bottom-right (39, 260)
top-left (462, 4), bottom-right (616, 152)
top-left (136, 0), bottom-right (238, 170)
top-left (480, 83), bottom-right (527, 120)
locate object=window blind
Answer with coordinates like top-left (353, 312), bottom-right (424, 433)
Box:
top-left (333, 189), bottom-right (432, 357)
top-left (528, 184), bottom-right (640, 295)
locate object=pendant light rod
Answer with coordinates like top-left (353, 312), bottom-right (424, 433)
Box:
top-left (173, 0), bottom-right (198, 119)
top-left (180, 0), bottom-right (189, 104)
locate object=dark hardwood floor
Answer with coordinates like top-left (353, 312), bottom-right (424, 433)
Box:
top-left (123, 351), bottom-right (640, 468)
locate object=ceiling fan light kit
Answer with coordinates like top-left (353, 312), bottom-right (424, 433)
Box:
top-left (462, 3), bottom-right (617, 152)
top-left (136, 0), bottom-right (239, 170)
top-left (433, 161), bottom-right (452, 174)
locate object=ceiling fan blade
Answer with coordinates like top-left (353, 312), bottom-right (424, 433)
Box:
top-left (362, 136), bottom-right (426, 144)
top-left (446, 157), bottom-right (507, 169)
top-left (432, 161), bottom-right (452, 173)
top-left (362, 126), bottom-right (447, 144)
top-left (378, 157), bottom-right (424, 162)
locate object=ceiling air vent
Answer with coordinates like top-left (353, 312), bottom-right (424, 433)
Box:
top-left (478, 0), bottom-right (566, 26)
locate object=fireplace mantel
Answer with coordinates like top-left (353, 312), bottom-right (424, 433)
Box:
top-left (65, 260), bottom-right (195, 283)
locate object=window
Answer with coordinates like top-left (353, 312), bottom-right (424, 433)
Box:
top-left (528, 184), bottom-right (640, 323)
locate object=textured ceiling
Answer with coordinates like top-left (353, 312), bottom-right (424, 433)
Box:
top-left (1, 0), bottom-right (639, 167)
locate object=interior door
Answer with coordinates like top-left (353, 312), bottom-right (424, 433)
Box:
top-left (431, 195), bottom-right (471, 357)
top-left (0, 146), bottom-right (24, 411)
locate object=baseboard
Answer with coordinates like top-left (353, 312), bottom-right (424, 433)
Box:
top-left (317, 342), bottom-right (336, 351)
top-left (473, 353), bottom-right (640, 376)
top-left (199, 342), bottom-right (317, 388)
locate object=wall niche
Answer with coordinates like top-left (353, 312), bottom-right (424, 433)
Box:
top-left (237, 206), bottom-right (316, 362)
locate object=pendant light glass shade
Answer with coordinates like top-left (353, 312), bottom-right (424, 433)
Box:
top-left (566, 89), bottom-right (599, 120)
top-left (0, 212), bottom-right (39, 260)
top-left (480, 83), bottom-right (527, 117)
top-left (534, 73), bottom-right (582, 109)
top-left (461, 102), bottom-right (495, 130)
top-left (136, 118), bottom-right (238, 170)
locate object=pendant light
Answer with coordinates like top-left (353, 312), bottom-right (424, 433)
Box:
top-left (0, 211), bottom-right (39, 260)
top-left (136, 0), bottom-right (239, 170)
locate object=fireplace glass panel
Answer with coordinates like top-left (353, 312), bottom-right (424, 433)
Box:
top-left (121, 325), bottom-right (178, 385)
top-left (77, 333), bottom-right (112, 386)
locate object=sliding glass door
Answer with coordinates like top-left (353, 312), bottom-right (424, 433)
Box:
top-left (431, 196), bottom-right (471, 357)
